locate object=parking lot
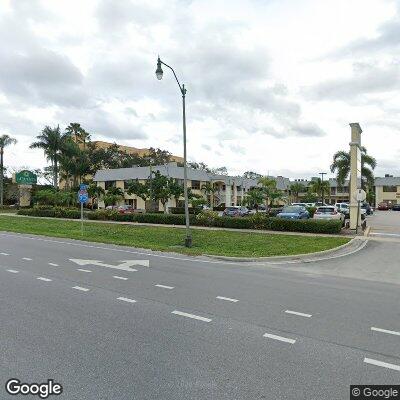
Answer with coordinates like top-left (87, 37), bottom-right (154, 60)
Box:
top-left (368, 209), bottom-right (400, 238)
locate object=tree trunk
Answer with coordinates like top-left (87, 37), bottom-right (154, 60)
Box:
top-left (0, 148), bottom-right (4, 207)
top-left (53, 157), bottom-right (58, 189)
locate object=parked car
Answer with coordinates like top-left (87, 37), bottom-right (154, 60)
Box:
top-left (277, 205), bottom-right (309, 219)
top-left (361, 202), bottom-right (373, 215)
top-left (392, 204), bottom-right (400, 211)
top-left (377, 202), bottom-right (389, 211)
top-left (335, 203), bottom-right (350, 218)
top-left (117, 205), bottom-right (134, 214)
top-left (291, 202), bottom-right (308, 207)
top-left (314, 206), bottom-right (345, 225)
top-left (223, 206), bottom-right (249, 217)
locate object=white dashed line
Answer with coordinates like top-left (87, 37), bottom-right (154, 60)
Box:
top-left (263, 333), bottom-right (296, 344)
top-left (0, 252), bottom-right (10, 256)
top-left (22, 257), bottom-right (32, 261)
top-left (117, 297), bottom-right (136, 303)
top-left (37, 277), bottom-right (52, 282)
top-left (171, 310), bottom-right (212, 322)
top-left (72, 286), bottom-right (89, 292)
top-left (113, 276), bottom-right (128, 280)
top-left (285, 310), bottom-right (312, 318)
top-left (155, 284), bottom-right (174, 290)
top-left (6, 269), bottom-right (19, 273)
top-left (364, 357), bottom-right (400, 371)
top-left (371, 327), bottom-right (400, 337)
top-left (77, 269), bottom-right (92, 273)
top-left (48, 263), bottom-right (59, 267)
top-left (216, 296), bottom-right (239, 302)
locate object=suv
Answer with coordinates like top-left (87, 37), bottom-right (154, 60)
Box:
top-left (335, 203), bottom-right (350, 218)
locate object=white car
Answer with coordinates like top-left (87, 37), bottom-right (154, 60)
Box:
top-left (314, 206), bottom-right (345, 224)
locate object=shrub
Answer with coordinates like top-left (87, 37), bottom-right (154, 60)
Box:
top-left (18, 207), bottom-right (83, 219)
top-left (169, 207), bottom-right (198, 215)
top-left (196, 210), bottom-right (219, 226)
top-left (306, 206), bottom-right (317, 218)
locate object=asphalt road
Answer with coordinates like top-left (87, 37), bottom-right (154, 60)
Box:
top-left (0, 230), bottom-right (399, 399)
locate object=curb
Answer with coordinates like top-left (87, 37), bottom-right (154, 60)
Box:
top-left (204, 237), bottom-right (365, 262)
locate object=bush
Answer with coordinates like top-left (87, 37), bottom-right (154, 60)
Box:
top-left (195, 210), bottom-right (219, 227)
top-left (306, 206), bottom-right (317, 218)
top-left (169, 207), bottom-right (198, 215)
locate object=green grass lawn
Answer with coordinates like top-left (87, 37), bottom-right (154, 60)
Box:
top-left (0, 215), bottom-right (350, 258)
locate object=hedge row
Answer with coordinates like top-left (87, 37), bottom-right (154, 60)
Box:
top-left (17, 208), bottom-right (342, 234)
top-left (18, 207), bottom-right (84, 219)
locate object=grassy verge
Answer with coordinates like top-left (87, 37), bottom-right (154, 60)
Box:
top-left (0, 215), bottom-right (350, 257)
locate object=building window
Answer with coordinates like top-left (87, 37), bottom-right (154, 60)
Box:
top-left (383, 185), bottom-right (397, 192)
top-left (191, 180), bottom-right (200, 190)
top-left (237, 186), bottom-right (241, 191)
top-left (105, 181), bottom-right (116, 190)
top-left (222, 185), bottom-right (226, 191)
top-left (330, 187), bottom-right (336, 195)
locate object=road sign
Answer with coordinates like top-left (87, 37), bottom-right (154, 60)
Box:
top-left (354, 189), bottom-right (366, 202)
top-left (78, 193), bottom-right (88, 203)
top-left (15, 170), bottom-right (37, 185)
top-left (79, 183), bottom-right (88, 191)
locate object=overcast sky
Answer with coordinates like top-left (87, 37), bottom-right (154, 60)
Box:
top-left (1, 0), bottom-right (399, 178)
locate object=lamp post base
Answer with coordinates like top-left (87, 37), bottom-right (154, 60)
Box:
top-left (184, 236), bottom-right (192, 248)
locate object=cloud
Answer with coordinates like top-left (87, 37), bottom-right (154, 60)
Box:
top-left (305, 62), bottom-right (400, 101)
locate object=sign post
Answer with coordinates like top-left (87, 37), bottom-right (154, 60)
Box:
top-left (354, 189), bottom-right (366, 234)
top-left (78, 184), bottom-right (88, 235)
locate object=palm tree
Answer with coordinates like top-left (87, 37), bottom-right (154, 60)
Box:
top-left (30, 126), bottom-right (65, 189)
top-left (330, 146), bottom-right (377, 189)
top-left (309, 178), bottom-right (330, 203)
top-left (66, 123), bottom-right (91, 149)
top-left (0, 134), bottom-right (17, 206)
top-left (243, 188), bottom-right (264, 212)
top-left (201, 182), bottom-right (217, 208)
top-left (290, 182), bottom-right (305, 203)
top-left (87, 183), bottom-right (105, 209)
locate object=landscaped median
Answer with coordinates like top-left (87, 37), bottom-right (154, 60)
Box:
top-left (17, 208), bottom-right (344, 234)
top-left (0, 214), bottom-right (350, 258)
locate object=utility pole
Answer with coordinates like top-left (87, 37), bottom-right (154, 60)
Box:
top-left (319, 172), bottom-right (327, 204)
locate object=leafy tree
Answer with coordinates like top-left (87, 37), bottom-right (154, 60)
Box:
top-left (330, 146), bottom-right (377, 189)
top-left (201, 182), bottom-right (217, 208)
top-left (168, 178), bottom-right (184, 206)
top-left (302, 191), bottom-right (318, 203)
top-left (309, 178), bottom-right (330, 203)
top-left (290, 182), bottom-right (305, 203)
top-left (243, 188), bottom-right (264, 211)
top-left (149, 171), bottom-right (171, 213)
top-left (126, 179), bottom-right (150, 202)
top-left (30, 126), bottom-right (66, 189)
top-left (147, 147), bottom-right (172, 165)
top-left (87, 183), bottom-right (105, 209)
top-left (0, 134), bottom-right (17, 206)
top-left (243, 171), bottom-right (262, 180)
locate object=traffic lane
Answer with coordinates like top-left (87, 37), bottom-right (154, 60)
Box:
top-left (0, 270), bottom-right (397, 400)
top-left (1, 256), bottom-right (400, 363)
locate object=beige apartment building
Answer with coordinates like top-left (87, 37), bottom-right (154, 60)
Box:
top-left (374, 176), bottom-right (400, 206)
top-left (93, 163), bottom-right (290, 210)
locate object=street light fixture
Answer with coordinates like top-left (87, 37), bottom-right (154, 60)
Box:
top-left (155, 56), bottom-right (192, 247)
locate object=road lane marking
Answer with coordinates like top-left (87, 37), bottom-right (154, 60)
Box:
top-left (6, 269), bottom-right (19, 273)
top-left (113, 276), bottom-right (128, 280)
top-left (285, 310), bottom-right (312, 318)
top-left (72, 286), bottom-right (89, 292)
top-left (171, 310), bottom-right (212, 322)
top-left (48, 263), bottom-right (59, 267)
top-left (37, 277), bottom-right (52, 282)
top-left (77, 269), bottom-right (92, 273)
top-left (263, 333), bottom-right (296, 344)
top-left (155, 284), bottom-right (174, 290)
top-left (0, 252), bottom-right (10, 256)
top-left (364, 357), bottom-right (400, 371)
top-left (22, 257), bottom-right (32, 261)
top-left (117, 297), bottom-right (136, 303)
top-left (216, 296), bottom-right (239, 302)
top-left (371, 327), bottom-right (400, 336)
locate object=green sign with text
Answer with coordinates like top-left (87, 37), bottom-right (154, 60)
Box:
top-left (15, 170), bottom-right (37, 185)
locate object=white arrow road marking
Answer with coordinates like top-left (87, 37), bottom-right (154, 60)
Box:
top-left (69, 259), bottom-right (146, 271)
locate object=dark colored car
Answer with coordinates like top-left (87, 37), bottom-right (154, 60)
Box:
top-left (277, 206), bottom-right (309, 220)
top-left (392, 204), bottom-right (400, 211)
top-left (361, 202), bottom-right (373, 215)
top-left (223, 206), bottom-right (249, 217)
top-left (377, 202), bottom-right (389, 211)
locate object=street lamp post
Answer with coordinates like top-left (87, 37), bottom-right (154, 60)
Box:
top-left (156, 56), bottom-right (192, 247)
top-left (319, 172), bottom-right (327, 205)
